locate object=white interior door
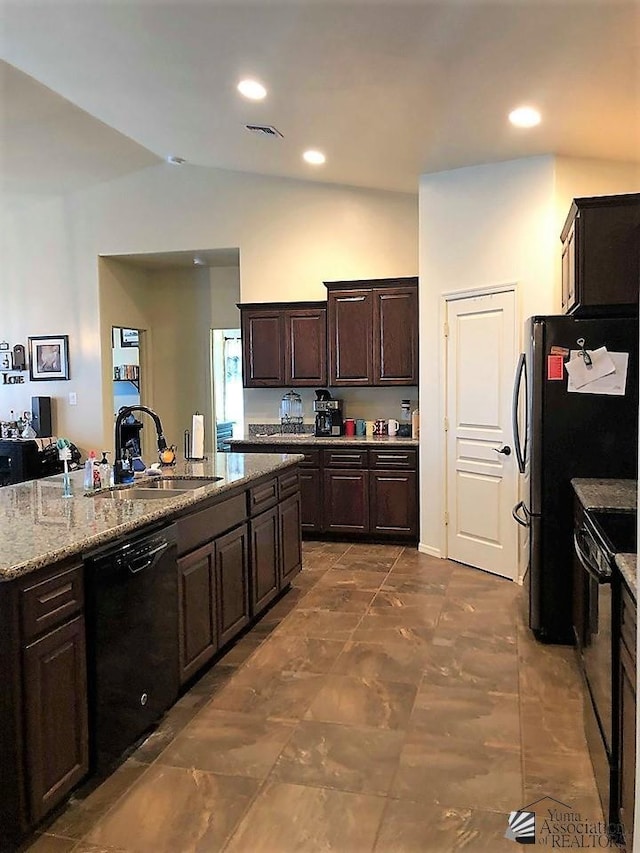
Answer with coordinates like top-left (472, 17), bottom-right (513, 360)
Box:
top-left (445, 290), bottom-right (518, 580)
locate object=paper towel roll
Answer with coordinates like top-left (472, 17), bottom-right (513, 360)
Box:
top-left (191, 413), bottom-right (205, 459)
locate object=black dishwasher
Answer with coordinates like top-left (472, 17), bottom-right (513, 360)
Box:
top-left (84, 524), bottom-right (179, 773)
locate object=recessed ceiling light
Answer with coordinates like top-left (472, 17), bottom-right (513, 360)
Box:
top-left (303, 149), bottom-right (326, 166)
top-left (237, 79), bottom-right (267, 101)
top-left (193, 257), bottom-right (205, 266)
top-left (508, 106), bottom-right (541, 128)
top-left (166, 155), bottom-right (186, 165)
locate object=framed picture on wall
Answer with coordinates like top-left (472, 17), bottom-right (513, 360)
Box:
top-left (120, 328), bottom-right (139, 347)
top-left (28, 335), bottom-right (70, 381)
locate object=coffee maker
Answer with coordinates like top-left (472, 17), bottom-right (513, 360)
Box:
top-left (313, 389), bottom-right (343, 437)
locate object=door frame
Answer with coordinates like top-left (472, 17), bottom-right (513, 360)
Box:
top-left (439, 281), bottom-right (521, 562)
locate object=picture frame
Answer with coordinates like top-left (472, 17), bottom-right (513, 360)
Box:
top-left (28, 335), bottom-right (70, 381)
top-left (120, 328), bottom-right (139, 348)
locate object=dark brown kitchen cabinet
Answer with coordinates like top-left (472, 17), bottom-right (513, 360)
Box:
top-left (370, 471), bottom-right (417, 538)
top-left (327, 289), bottom-right (373, 385)
top-left (241, 308), bottom-right (284, 386)
top-left (250, 503), bottom-right (280, 612)
top-left (215, 523), bottom-right (250, 647)
top-left (23, 615), bottom-right (89, 823)
top-left (324, 469), bottom-right (370, 534)
top-left (617, 581), bottom-right (636, 850)
top-left (326, 277), bottom-right (418, 386)
top-left (279, 492), bottom-right (302, 586)
top-left (299, 466), bottom-right (323, 533)
top-left (560, 193), bottom-right (640, 316)
top-left (285, 307), bottom-right (327, 385)
top-left (177, 543), bottom-right (217, 683)
top-left (239, 302), bottom-right (327, 387)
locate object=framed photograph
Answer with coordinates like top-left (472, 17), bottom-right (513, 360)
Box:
top-left (28, 335), bottom-right (70, 381)
top-left (120, 328), bottom-right (139, 347)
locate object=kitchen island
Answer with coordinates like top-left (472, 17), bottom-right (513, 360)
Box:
top-left (228, 434), bottom-right (419, 541)
top-left (0, 452), bottom-right (303, 848)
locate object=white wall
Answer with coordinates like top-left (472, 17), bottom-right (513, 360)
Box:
top-left (417, 155), bottom-right (640, 555)
top-left (418, 155), bottom-right (557, 554)
top-left (3, 163), bottom-right (417, 454)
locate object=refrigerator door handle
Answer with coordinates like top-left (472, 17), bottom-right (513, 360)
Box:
top-left (512, 352), bottom-right (527, 474)
top-left (512, 500), bottom-right (530, 528)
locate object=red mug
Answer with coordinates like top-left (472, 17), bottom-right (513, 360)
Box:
top-left (344, 418), bottom-right (355, 436)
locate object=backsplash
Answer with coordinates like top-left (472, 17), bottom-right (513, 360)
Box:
top-left (243, 387), bottom-right (418, 427)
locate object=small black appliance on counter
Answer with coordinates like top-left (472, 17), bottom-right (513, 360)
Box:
top-left (313, 389), bottom-right (343, 436)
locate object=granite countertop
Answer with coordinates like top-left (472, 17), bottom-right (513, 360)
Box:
top-left (0, 452), bottom-right (302, 582)
top-left (615, 553), bottom-right (637, 601)
top-left (228, 434), bottom-right (419, 447)
top-left (571, 478), bottom-right (637, 512)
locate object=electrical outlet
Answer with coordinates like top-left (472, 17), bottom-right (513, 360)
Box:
top-left (68, 392), bottom-right (77, 406)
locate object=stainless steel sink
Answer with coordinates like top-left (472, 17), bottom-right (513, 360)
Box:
top-left (91, 476), bottom-right (223, 499)
top-left (146, 477), bottom-right (222, 489)
top-left (94, 487), bottom-right (191, 500)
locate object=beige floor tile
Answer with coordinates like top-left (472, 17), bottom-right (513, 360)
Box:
top-left (332, 640), bottom-right (429, 684)
top-left (85, 765), bottom-right (258, 853)
top-left (305, 674), bottom-right (417, 730)
top-left (225, 780), bottom-right (386, 852)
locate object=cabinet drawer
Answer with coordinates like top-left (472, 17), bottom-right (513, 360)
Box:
top-left (176, 493), bottom-right (247, 555)
top-left (297, 448), bottom-right (320, 467)
top-left (369, 449), bottom-right (417, 470)
top-left (620, 584), bottom-right (637, 665)
top-left (278, 469), bottom-right (300, 500)
top-left (20, 564), bottom-right (84, 641)
top-left (248, 477), bottom-right (279, 515)
top-left (322, 449), bottom-right (368, 469)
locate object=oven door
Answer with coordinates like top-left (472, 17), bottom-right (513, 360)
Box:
top-left (573, 523), bottom-right (614, 753)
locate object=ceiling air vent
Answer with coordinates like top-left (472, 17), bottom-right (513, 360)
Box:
top-left (245, 124), bottom-right (284, 139)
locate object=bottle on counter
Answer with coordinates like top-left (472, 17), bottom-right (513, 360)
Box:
top-left (99, 451), bottom-right (111, 488)
top-left (411, 408), bottom-right (420, 440)
top-left (84, 450), bottom-right (97, 490)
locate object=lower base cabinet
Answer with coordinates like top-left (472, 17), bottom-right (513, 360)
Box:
top-left (299, 467), bottom-right (323, 533)
top-left (215, 524), bottom-right (250, 646)
top-left (279, 493), bottom-right (302, 586)
top-left (370, 471), bottom-right (417, 537)
top-left (24, 615), bottom-right (89, 823)
top-left (250, 504), bottom-right (280, 613)
top-left (178, 544), bottom-right (217, 684)
top-left (617, 582), bottom-right (636, 849)
top-left (324, 469), bottom-right (369, 533)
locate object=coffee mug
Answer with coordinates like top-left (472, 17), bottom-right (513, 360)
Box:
top-left (355, 418), bottom-right (366, 436)
top-left (365, 420), bottom-right (375, 436)
top-left (373, 419), bottom-right (387, 436)
top-left (387, 418), bottom-right (400, 437)
top-left (344, 418), bottom-right (355, 436)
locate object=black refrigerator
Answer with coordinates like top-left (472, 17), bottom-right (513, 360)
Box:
top-left (512, 315), bottom-right (638, 643)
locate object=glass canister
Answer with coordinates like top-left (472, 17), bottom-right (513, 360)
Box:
top-left (280, 390), bottom-right (303, 432)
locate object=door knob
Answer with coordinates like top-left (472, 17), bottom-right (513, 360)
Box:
top-left (494, 445), bottom-right (511, 456)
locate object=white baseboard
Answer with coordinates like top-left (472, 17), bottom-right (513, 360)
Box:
top-left (418, 542), bottom-right (442, 558)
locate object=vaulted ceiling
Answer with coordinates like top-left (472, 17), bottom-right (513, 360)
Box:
top-left (2, 0), bottom-right (639, 195)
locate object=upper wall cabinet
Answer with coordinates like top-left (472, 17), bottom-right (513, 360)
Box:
top-left (240, 302), bottom-right (327, 387)
top-left (326, 277), bottom-right (418, 387)
top-left (561, 193), bottom-right (640, 316)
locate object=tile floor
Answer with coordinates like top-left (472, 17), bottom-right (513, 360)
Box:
top-left (24, 541), bottom-right (606, 853)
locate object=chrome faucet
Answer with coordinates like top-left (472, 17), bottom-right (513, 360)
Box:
top-left (114, 405), bottom-right (168, 484)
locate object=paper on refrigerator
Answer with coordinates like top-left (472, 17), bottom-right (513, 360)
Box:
top-left (565, 346), bottom-right (616, 388)
top-left (566, 350), bottom-right (629, 396)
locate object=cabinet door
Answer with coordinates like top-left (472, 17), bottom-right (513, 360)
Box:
top-left (23, 616), bottom-right (89, 822)
top-left (561, 222), bottom-right (577, 314)
top-left (373, 287), bottom-right (418, 385)
top-left (279, 493), bottom-right (302, 586)
top-left (328, 290), bottom-right (373, 386)
top-left (177, 544), bottom-right (216, 684)
top-left (250, 505), bottom-right (280, 614)
top-left (323, 469), bottom-right (369, 534)
top-left (215, 524), bottom-right (250, 647)
top-left (241, 309), bottom-right (284, 387)
top-left (285, 308), bottom-right (327, 386)
top-left (370, 471), bottom-right (417, 538)
top-left (299, 467), bottom-right (323, 533)
top-left (618, 642), bottom-right (636, 849)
